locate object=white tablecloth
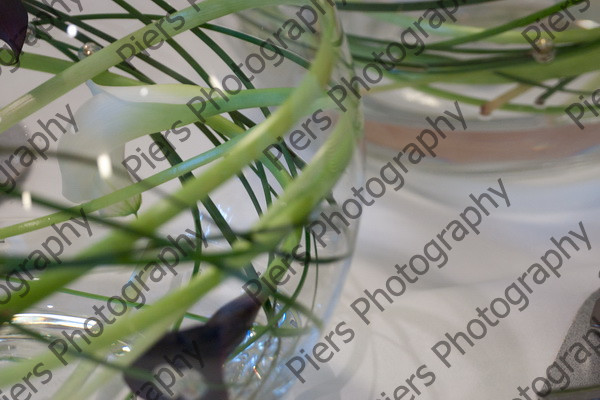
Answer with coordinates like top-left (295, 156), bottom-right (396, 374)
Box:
top-left (287, 144), bottom-right (600, 400)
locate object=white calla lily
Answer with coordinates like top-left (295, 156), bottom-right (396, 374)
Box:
top-left (58, 81), bottom-right (290, 217)
top-left (57, 82), bottom-right (200, 217)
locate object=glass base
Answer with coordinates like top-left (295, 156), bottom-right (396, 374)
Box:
top-left (0, 310), bottom-right (304, 400)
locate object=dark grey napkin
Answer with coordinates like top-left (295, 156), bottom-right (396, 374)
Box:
top-left (546, 289), bottom-right (600, 399)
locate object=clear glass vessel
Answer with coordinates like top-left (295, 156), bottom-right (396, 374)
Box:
top-left (339, 0), bottom-right (600, 170)
top-left (0, 1), bottom-right (363, 399)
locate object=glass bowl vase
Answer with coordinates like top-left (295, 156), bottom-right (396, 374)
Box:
top-left (338, 0), bottom-right (600, 171)
top-left (0, 1), bottom-right (363, 399)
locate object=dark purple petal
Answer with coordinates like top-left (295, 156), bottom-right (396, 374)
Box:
top-left (125, 294), bottom-right (261, 400)
top-left (0, 0), bottom-right (28, 63)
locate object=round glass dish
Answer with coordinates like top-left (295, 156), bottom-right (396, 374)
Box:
top-left (338, 0), bottom-right (600, 170)
top-left (0, 1), bottom-right (363, 399)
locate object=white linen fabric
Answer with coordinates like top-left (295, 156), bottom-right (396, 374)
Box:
top-left (288, 145), bottom-right (600, 400)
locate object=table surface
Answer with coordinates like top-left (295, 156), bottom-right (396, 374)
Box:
top-left (287, 143), bottom-right (600, 400)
